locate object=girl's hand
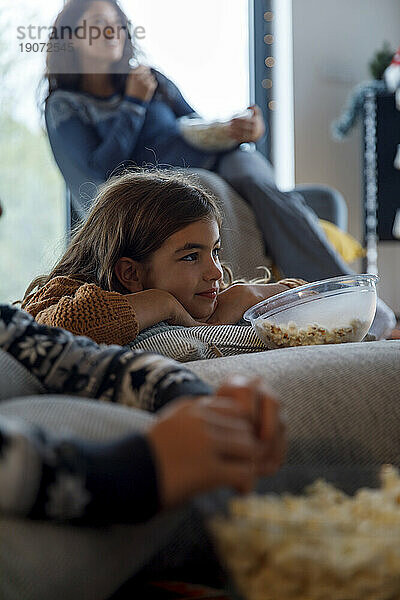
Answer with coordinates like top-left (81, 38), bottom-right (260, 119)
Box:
top-left (228, 105), bottom-right (265, 143)
top-left (165, 293), bottom-right (208, 327)
top-left (277, 278), bottom-right (308, 289)
top-left (125, 65), bottom-right (158, 102)
top-left (147, 395), bottom-right (263, 508)
top-left (216, 376), bottom-right (286, 477)
top-left (126, 289), bottom-right (205, 330)
top-left (206, 283), bottom-right (289, 325)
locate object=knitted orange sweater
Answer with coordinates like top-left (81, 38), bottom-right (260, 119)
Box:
top-left (23, 276), bottom-right (139, 346)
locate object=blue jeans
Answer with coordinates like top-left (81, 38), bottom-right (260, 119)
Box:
top-left (215, 147), bottom-right (351, 281)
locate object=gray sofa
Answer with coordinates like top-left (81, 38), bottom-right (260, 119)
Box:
top-left (2, 173), bottom-right (397, 599)
top-left (1, 338), bottom-right (400, 600)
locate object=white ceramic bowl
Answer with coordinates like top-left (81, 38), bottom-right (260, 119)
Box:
top-left (243, 274), bottom-right (379, 349)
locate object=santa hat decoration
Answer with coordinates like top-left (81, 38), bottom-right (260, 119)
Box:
top-left (390, 46), bottom-right (400, 66)
top-left (384, 45), bottom-right (400, 92)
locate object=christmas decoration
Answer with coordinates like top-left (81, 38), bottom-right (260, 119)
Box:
top-left (369, 41), bottom-right (395, 80)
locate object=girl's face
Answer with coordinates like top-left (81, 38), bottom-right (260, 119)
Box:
top-left (142, 219), bottom-right (223, 320)
top-left (76, 1), bottom-right (126, 68)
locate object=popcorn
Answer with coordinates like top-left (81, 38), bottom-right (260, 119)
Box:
top-left (211, 465), bottom-right (400, 600)
top-left (178, 109), bottom-right (253, 151)
top-left (254, 318), bottom-right (369, 349)
top-left (179, 118), bottom-right (237, 151)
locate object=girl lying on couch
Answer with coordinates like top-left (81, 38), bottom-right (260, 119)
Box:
top-left (21, 169), bottom-right (305, 347)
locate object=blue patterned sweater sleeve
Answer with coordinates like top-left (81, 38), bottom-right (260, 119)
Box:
top-left (45, 73), bottom-right (197, 185)
top-left (0, 415), bottom-right (159, 523)
top-left (45, 90), bottom-right (148, 181)
top-left (0, 304), bottom-right (212, 523)
top-left (0, 305), bottom-right (211, 411)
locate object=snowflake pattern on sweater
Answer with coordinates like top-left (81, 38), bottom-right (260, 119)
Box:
top-left (0, 304), bottom-right (211, 523)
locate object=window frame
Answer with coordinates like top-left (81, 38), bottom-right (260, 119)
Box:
top-left (249, 0), bottom-right (274, 162)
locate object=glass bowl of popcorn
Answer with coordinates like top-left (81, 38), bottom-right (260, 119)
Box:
top-left (243, 274), bottom-right (379, 349)
top-left (209, 464), bottom-right (400, 600)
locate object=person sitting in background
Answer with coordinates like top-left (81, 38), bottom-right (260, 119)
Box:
top-left (44, 0), bottom-right (392, 308)
top-left (42, 0), bottom-right (396, 339)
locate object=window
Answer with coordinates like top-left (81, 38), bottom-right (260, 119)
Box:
top-left (271, 0), bottom-right (294, 190)
top-left (125, 0), bottom-right (250, 120)
top-left (0, 0), bottom-right (250, 303)
top-left (0, 2), bottom-right (65, 303)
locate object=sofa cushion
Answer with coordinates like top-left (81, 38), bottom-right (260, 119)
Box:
top-left (2, 341), bottom-right (400, 600)
top-left (319, 219), bottom-right (365, 263)
top-left (187, 340), bottom-right (400, 465)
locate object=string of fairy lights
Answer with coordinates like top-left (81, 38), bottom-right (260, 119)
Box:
top-left (263, 9), bottom-right (275, 113)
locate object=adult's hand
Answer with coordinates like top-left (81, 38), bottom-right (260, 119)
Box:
top-left (125, 65), bottom-right (158, 102)
top-left (228, 104), bottom-right (266, 143)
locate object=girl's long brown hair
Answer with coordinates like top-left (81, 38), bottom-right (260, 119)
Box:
top-left (22, 169), bottom-right (226, 304)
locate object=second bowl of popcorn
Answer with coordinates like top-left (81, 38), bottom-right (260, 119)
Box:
top-left (243, 274), bottom-right (379, 349)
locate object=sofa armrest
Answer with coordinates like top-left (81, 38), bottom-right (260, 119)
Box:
top-left (295, 184), bottom-right (348, 231)
top-left (188, 340), bottom-right (400, 465)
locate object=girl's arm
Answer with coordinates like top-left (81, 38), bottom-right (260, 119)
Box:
top-left (0, 304), bottom-right (211, 412)
top-left (45, 91), bottom-right (148, 182)
top-left (207, 283), bottom-right (289, 325)
top-left (24, 280), bottom-right (140, 346)
top-left (207, 279), bottom-right (308, 325)
top-left (24, 281), bottom-right (204, 345)
top-left (126, 289), bottom-right (208, 330)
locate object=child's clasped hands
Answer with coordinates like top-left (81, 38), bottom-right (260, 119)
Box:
top-left (147, 375), bottom-right (286, 509)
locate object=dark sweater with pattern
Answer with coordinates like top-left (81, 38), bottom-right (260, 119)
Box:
top-left (0, 305), bottom-right (211, 524)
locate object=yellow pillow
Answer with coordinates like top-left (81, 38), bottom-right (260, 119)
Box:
top-left (319, 219), bottom-right (366, 263)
